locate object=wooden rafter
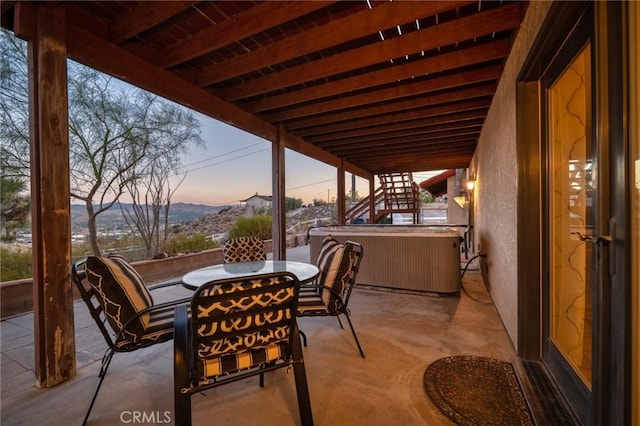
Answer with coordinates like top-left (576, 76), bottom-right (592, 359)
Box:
top-left (2, 0), bottom-right (526, 176)
top-left (108, 1), bottom-right (198, 44)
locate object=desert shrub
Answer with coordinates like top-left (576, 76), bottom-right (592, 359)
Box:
top-left (166, 233), bottom-right (218, 254)
top-left (227, 214), bottom-right (272, 240)
top-left (0, 246), bottom-right (32, 281)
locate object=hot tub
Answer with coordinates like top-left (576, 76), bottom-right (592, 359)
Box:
top-left (308, 225), bottom-right (462, 294)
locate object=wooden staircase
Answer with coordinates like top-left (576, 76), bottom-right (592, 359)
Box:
top-left (346, 172), bottom-right (421, 224)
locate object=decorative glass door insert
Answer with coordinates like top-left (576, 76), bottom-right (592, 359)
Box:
top-left (548, 42), bottom-right (593, 389)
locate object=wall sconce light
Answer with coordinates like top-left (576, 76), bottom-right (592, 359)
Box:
top-left (465, 179), bottom-right (476, 191)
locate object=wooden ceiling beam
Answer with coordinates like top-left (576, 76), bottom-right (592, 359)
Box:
top-left (282, 132), bottom-right (371, 179)
top-left (346, 145), bottom-right (475, 164)
top-left (308, 111), bottom-right (487, 144)
top-left (330, 134), bottom-right (480, 156)
top-left (214, 2), bottom-right (520, 96)
top-left (282, 83), bottom-right (495, 131)
top-left (238, 38), bottom-right (510, 111)
top-left (359, 154), bottom-right (473, 174)
top-left (157, 1), bottom-right (332, 69)
top-left (293, 94), bottom-right (492, 137)
top-left (195, 1), bottom-right (474, 87)
top-left (340, 152), bottom-right (475, 172)
top-left (263, 64), bottom-right (502, 123)
top-left (65, 22), bottom-right (369, 178)
top-left (108, 1), bottom-right (198, 45)
top-left (316, 124), bottom-right (482, 152)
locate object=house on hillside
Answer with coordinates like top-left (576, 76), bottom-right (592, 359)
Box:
top-left (240, 193), bottom-right (272, 210)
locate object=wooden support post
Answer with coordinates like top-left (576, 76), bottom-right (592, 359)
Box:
top-left (272, 126), bottom-right (286, 260)
top-left (337, 161), bottom-right (345, 225)
top-left (369, 178), bottom-right (376, 224)
top-left (27, 4), bottom-right (76, 387)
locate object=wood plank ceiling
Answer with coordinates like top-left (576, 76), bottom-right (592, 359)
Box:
top-left (3, 1), bottom-right (525, 176)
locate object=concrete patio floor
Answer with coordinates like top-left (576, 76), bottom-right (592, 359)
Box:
top-left (1, 246), bottom-right (515, 425)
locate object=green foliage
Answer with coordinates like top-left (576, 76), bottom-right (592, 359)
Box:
top-left (285, 197), bottom-right (303, 211)
top-left (312, 198), bottom-right (328, 207)
top-left (420, 191), bottom-right (436, 204)
top-left (0, 176), bottom-right (30, 241)
top-left (228, 214), bottom-right (272, 240)
top-left (0, 246), bottom-right (32, 281)
top-left (166, 233), bottom-right (218, 254)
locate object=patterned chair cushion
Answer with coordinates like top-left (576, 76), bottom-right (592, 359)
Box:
top-left (85, 256), bottom-right (153, 342)
top-left (314, 236), bottom-right (355, 309)
top-left (200, 341), bottom-right (288, 378)
top-left (193, 274), bottom-right (296, 379)
top-left (223, 237), bottom-right (267, 263)
top-left (114, 304), bottom-right (176, 350)
top-left (297, 288), bottom-right (327, 315)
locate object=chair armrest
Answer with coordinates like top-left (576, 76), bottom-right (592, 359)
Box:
top-left (113, 298), bottom-right (190, 344)
top-left (300, 284), bottom-right (348, 310)
top-left (174, 304), bottom-right (191, 392)
top-left (148, 279), bottom-right (183, 291)
top-left (151, 297), bottom-right (192, 310)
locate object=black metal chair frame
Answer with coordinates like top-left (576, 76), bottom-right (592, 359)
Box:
top-left (71, 260), bottom-right (190, 426)
top-left (299, 240), bottom-right (365, 358)
top-left (173, 271), bottom-right (313, 426)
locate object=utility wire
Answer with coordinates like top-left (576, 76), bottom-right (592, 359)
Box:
top-left (180, 148), bottom-right (270, 174)
top-left (287, 178), bottom-right (335, 191)
top-left (182, 141), bottom-right (265, 168)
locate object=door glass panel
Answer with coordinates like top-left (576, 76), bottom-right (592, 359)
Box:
top-left (631, 2), bottom-right (640, 419)
top-left (548, 43), bottom-right (593, 389)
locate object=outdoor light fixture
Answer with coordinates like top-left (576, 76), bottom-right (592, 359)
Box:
top-left (465, 179), bottom-right (476, 191)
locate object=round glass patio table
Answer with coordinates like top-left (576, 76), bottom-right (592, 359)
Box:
top-left (181, 260), bottom-right (319, 290)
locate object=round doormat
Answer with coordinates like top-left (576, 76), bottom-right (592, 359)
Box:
top-left (424, 355), bottom-right (534, 426)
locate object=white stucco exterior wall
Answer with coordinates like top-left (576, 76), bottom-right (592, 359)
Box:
top-left (470, 1), bottom-right (551, 349)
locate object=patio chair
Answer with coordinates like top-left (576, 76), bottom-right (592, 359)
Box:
top-left (71, 255), bottom-right (190, 426)
top-left (297, 236), bottom-right (365, 358)
top-left (173, 271), bottom-right (313, 426)
top-left (222, 236), bottom-right (267, 263)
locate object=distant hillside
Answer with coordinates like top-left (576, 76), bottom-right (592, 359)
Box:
top-left (68, 202), bottom-right (338, 238)
top-left (170, 205), bottom-right (253, 236)
top-left (170, 204), bottom-right (337, 237)
top-left (70, 202), bottom-right (228, 231)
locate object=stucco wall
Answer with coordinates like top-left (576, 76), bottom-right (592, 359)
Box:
top-left (470, 2), bottom-right (551, 349)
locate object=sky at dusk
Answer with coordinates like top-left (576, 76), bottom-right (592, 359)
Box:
top-left (170, 112), bottom-right (444, 207)
top-left (170, 113), bottom-right (342, 206)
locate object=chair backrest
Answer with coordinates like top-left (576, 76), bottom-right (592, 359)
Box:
top-left (72, 259), bottom-right (118, 350)
top-left (340, 240), bottom-right (364, 308)
top-left (315, 236), bottom-right (364, 312)
top-left (189, 272), bottom-right (300, 382)
top-left (222, 237), bottom-right (267, 263)
top-left (72, 255), bottom-right (154, 348)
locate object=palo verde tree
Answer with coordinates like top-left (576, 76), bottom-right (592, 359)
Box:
top-left (1, 31), bottom-right (31, 241)
top-left (1, 30), bottom-right (203, 255)
top-left (0, 30), bottom-right (30, 181)
top-left (68, 65), bottom-right (203, 255)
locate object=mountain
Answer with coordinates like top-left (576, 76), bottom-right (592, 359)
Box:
top-left (70, 202), bottom-right (228, 231)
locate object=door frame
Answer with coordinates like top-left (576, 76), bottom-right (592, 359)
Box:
top-left (516, 1), bottom-right (632, 424)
